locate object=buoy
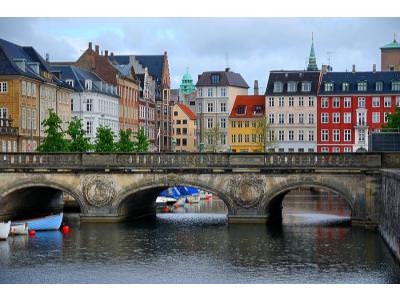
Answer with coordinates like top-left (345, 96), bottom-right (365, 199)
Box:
top-left (61, 225), bottom-right (70, 234)
top-left (28, 229), bottom-right (36, 237)
top-left (162, 206), bottom-right (169, 213)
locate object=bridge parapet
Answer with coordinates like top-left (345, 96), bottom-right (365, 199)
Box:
top-left (0, 152), bottom-right (397, 171)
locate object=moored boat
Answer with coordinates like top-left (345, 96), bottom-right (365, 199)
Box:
top-left (13, 213), bottom-right (63, 231)
top-left (10, 223), bottom-right (28, 235)
top-left (0, 221), bottom-right (11, 240)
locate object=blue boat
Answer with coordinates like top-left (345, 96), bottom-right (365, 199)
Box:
top-left (13, 212), bottom-right (63, 231)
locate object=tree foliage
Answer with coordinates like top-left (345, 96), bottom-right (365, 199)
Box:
top-left (255, 116), bottom-right (274, 152)
top-left (67, 117), bottom-right (91, 152)
top-left (383, 107), bottom-right (400, 131)
top-left (134, 127), bottom-right (149, 152)
top-left (115, 129), bottom-right (135, 152)
top-left (37, 109), bottom-right (68, 152)
top-left (93, 126), bottom-right (115, 152)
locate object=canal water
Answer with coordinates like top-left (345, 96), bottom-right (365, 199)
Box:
top-left (0, 190), bottom-right (400, 283)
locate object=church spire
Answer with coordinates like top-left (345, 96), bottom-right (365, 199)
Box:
top-left (307, 32), bottom-right (319, 71)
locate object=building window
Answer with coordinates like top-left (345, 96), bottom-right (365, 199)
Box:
top-left (333, 97), bottom-right (340, 108)
top-left (220, 134), bottom-right (226, 145)
top-left (278, 97), bottom-right (284, 107)
top-left (252, 121), bottom-right (256, 128)
top-left (288, 97), bottom-right (294, 107)
top-left (301, 81), bottom-right (311, 92)
top-left (278, 113), bottom-right (284, 124)
top-left (298, 148), bottom-right (304, 153)
top-left (236, 105), bottom-right (246, 115)
top-left (268, 130), bottom-right (275, 141)
top-left (358, 97), bottom-right (365, 108)
top-left (220, 102), bottom-right (226, 112)
top-left (333, 147), bottom-right (340, 153)
top-left (85, 80), bottom-right (92, 90)
top-left (321, 129), bottom-right (329, 142)
top-left (288, 113), bottom-right (294, 124)
top-left (278, 130), bottom-right (284, 141)
top-left (238, 134), bottom-right (243, 143)
top-left (207, 88), bottom-right (213, 97)
top-left (308, 113), bottom-right (314, 124)
top-left (343, 97), bottom-right (351, 108)
top-left (376, 81), bottom-right (383, 91)
top-left (344, 147), bottom-right (352, 153)
top-left (344, 129), bottom-right (351, 142)
top-left (324, 82), bottom-right (334, 92)
top-left (372, 112), bottom-right (380, 123)
top-left (287, 81), bottom-right (297, 92)
top-left (198, 88), bottom-right (203, 97)
top-left (207, 118), bottom-right (213, 128)
top-left (384, 112), bottom-right (389, 123)
top-left (220, 118), bottom-right (226, 128)
top-left (251, 134), bottom-right (256, 143)
top-left (298, 130), bottom-right (304, 141)
top-left (182, 128), bottom-right (188, 135)
top-left (344, 112), bottom-right (352, 124)
top-left (86, 99), bottom-right (93, 112)
top-left (384, 97), bottom-right (392, 107)
top-left (342, 82), bottom-right (350, 92)
top-left (298, 97), bottom-right (304, 107)
top-left (220, 88), bottom-right (227, 97)
top-left (231, 135), bottom-right (236, 143)
top-left (21, 81), bottom-right (27, 95)
top-left (244, 134), bottom-right (249, 143)
top-left (268, 113), bottom-right (275, 124)
top-left (333, 112), bottom-right (340, 123)
top-left (238, 121), bottom-right (242, 128)
top-left (231, 121), bottom-right (236, 128)
top-left (86, 120), bottom-right (93, 135)
top-left (244, 120), bottom-right (249, 128)
top-left (268, 97), bottom-right (274, 107)
top-left (288, 130), bottom-right (294, 141)
top-left (392, 81), bottom-right (400, 91)
top-left (321, 97), bottom-right (329, 108)
top-left (396, 97), bottom-right (400, 107)
top-left (333, 129), bottom-right (340, 142)
top-left (321, 147), bottom-right (329, 153)
top-left (207, 102), bottom-right (214, 112)
top-left (308, 97), bottom-right (314, 107)
top-left (321, 113), bottom-right (329, 123)
top-left (177, 120), bottom-right (181, 125)
top-left (298, 113), bottom-right (304, 124)
top-left (308, 130), bottom-right (314, 141)
top-left (182, 138), bottom-right (187, 146)
top-left (357, 81), bottom-right (367, 92)
top-left (176, 128), bottom-right (181, 135)
top-left (372, 97), bottom-right (380, 107)
top-left (211, 74), bottom-right (220, 84)
top-left (273, 81), bottom-right (283, 93)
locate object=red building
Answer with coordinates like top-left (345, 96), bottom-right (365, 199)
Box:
top-left (317, 68), bottom-right (400, 152)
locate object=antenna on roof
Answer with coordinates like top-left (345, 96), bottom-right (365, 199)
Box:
top-left (225, 52), bottom-right (229, 69)
top-left (326, 51), bottom-right (334, 66)
top-left (45, 53), bottom-right (50, 63)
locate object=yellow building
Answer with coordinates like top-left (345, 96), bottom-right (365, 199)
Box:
top-left (172, 103), bottom-right (197, 152)
top-left (228, 95), bottom-right (266, 152)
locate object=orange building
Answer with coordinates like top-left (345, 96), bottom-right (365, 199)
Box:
top-left (172, 103), bottom-right (197, 152)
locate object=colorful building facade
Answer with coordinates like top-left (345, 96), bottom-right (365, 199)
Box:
top-left (380, 35), bottom-right (400, 71)
top-left (172, 103), bottom-right (197, 152)
top-left (228, 95), bottom-right (265, 152)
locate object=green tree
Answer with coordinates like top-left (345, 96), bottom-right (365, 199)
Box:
top-left (383, 107), bottom-right (400, 131)
top-left (255, 116), bottom-right (275, 152)
top-left (115, 129), bottom-right (135, 152)
top-left (134, 127), bottom-right (149, 152)
top-left (67, 117), bottom-right (91, 152)
top-left (204, 118), bottom-right (222, 152)
top-left (37, 109), bottom-right (68, 152)
top-left (93, 126), bottom-right (115, 152)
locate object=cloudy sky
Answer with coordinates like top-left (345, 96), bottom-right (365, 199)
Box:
top-left (0, 18), bottom-right (399, 91)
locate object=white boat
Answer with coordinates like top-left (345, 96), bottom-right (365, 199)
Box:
top-left (156, 196), bottom-right (177, 205)
top-left (0, 221), bottom-right (11, 240)
top-left (10, 223), bottom-right (28, 235)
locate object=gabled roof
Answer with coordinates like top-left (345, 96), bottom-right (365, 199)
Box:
top-left (319, 71), bottom-right (400, 95)
top-left (134, 55), bottom-right (164, 84)
top-left (265, 70), bottom-right (320, 96)
top-left (229, 95), bottom-right (265, 118)
top-left (176, 103), bottom-right (196, 120)
top-left (196, 69), bottom-right (249, 88)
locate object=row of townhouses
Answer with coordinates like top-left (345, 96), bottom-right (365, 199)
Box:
top-left (0, 39), bottom-right (171, 152)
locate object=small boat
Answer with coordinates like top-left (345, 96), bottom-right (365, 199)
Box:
top-left (10, 223), bottom-right (28, 235)
top-left (0, 221), bottom-right (11, 240)
top-left (13, 213), bottom-right (63, 231)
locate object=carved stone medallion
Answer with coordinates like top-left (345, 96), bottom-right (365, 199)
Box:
top-left (228, 175), bottom-right (265, 208)
top-left (82, 175), bottom-right (117, 207)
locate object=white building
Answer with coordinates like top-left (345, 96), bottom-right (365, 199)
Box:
top-left (51, 65), bottom-right (119, 142)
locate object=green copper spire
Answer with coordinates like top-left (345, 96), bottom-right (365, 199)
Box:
top-left (381, 33), bottom-right (400, 49)
top-left (307, 33), bottom-right (319, 71)
top-left (179, 67), bottom-right (196, 95)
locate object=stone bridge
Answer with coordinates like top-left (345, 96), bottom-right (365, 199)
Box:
top-left (0, 152), bottom-right (399, 227)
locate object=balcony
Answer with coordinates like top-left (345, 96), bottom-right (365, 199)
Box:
top-left (355, 120), bottom-right (368, 128)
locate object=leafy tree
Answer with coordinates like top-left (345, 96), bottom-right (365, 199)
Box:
top-left (67, 117), bottom-right (91, 152)
top-left (93, 126), bottom-right (115, 152)
top-left (115, 129), bottom-right (135, 152)
top-left (134, 127), bottom-right (149, 152)
top-left (37, 109), bottom-right (68, 152)
top-left (255, 116), bottom-right (275, 152)
top-left (383, 107), bottom-right (400, 131)
top-left (204, 118), bottom-right (222, 152)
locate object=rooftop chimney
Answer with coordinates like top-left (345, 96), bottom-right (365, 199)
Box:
top-left (254, 80), bottom-right (259, 96)
top-left (110, 52), bottom-right (114, 58)
top-left (373, 64), bottom-right (376, 73)
top-left (225, 67), bottom-right (230, 72)
top-left (45, 53), bottom-right (50, 63)
top-left (105, 50), bottom-right (108, 57)
top-left (89, 42), bottom-right (92, 50)
top-left (352, 64), bottom-right (356, 73)
top-left (95, 45), bottom-right (99, 54)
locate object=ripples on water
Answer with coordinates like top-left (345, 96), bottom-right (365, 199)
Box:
top-left (0, 191), bottom-right (399, 284)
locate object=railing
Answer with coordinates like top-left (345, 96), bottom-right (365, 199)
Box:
top-left (0, 152), bottom-right (398, 171)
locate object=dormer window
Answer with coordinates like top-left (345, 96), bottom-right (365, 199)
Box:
top-left (392, 81), bottom-right (400, 91)
top-left (324, 82), bottom-right (334, 92)
top-left (211, 74), bottom-right (220, 84)
top-left (66, 79), bottom-right (74, 87)
top-left (301, 81), bottom-right (311, 92)
top-left (27, 62), bottom-right (40, 74)
top-left (273, 81), bottom-right (283, 93)
top-left (13, 59), bottom-right (26, 72)
top-left (357, 81), bottom-right (367, 92)
top-left (342, 82), bottom-right (350, 92)
top-left (236, 105), bottom-right (246, 115)
top-left (287, 81), bottom-right (297, 92)
top-left (85, 79), bottom-right (92, 90)
top-left (253, 105), bottom-right (263, 114)
top-left (376, 81), bottom-right (383, 91)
